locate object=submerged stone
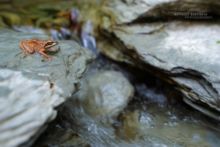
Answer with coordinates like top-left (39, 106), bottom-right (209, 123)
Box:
top-left (77, 70), bottom-right (134, 118)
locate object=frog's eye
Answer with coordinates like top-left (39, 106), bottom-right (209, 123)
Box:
top-left (47, 42), bottom-right (53, 45)
top-left (46, 41), bottom-right (57, 46)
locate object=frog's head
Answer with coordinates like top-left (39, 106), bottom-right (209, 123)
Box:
top-left (45, 40), bottom-right (58, 49)
top-left (45, 40), bottom-right (59, 52)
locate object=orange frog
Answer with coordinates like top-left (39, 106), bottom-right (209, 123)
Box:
top-left (19, 39), bottom-right (58, 60)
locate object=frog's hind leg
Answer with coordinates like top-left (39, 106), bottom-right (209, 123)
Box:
top-left (19, 41), bottom-right (33, 57)
top-left (19, 46), bottom-right (28, 58)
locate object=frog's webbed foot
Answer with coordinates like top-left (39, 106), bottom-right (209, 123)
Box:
top-left (16, 50), bottom-right (28, 59)
top-left (15, 52), bottom-right (23, 57)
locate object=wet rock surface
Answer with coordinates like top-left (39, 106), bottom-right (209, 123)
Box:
top-left (0, 29), bottom-right (92, 147)
top-left (77, 70), bottom-right (134, 118)
top-left (99, 0), bottom-right (220, 120)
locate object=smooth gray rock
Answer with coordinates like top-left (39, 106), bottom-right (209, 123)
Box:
top-left (0, 29), bottom-right (92, 147)
top-left (99, 0), bottom-right (220, 120)
top-left (77, 71), bottom-right (134, 118)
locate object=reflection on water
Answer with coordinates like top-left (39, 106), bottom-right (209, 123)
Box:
top-left (34, 56), bottom-right (220, 147)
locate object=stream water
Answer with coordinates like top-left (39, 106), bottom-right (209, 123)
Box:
top-left (33, 56), bottom-right (220, 147)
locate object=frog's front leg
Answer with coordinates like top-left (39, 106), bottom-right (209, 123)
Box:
top-left (38, 48), bottom-right (52, 60)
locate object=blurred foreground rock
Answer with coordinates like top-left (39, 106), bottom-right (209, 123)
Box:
top-left (98, 0), bottom-right (220, 120)
top-left (0, 29), bottom-right (92, 147)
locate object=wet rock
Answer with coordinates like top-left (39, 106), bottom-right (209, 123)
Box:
top-left (104, 0), bottom-right (220, 25)
top-left (98, 0), bottom-right (220, 120)
top-left (105, 0), bottom-right (171, 25)
top-left (100, 22), bottom-right (220, 120)
top-left (0, 29), bottom-right (92, 147)
top-left (77, 71), bottom-right (134, 118)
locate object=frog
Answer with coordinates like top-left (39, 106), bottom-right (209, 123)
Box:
top-left (19, 39), bottom-right (58, 60)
